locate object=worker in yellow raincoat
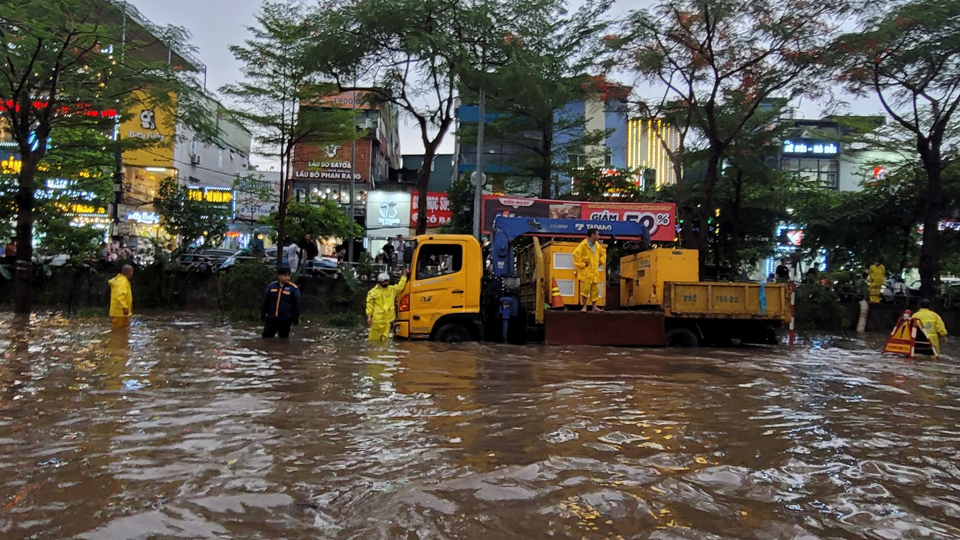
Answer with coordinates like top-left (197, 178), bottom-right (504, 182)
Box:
top-left (867, 261), bottom-right (885, 303)
top-left (572, 228), bottom-right (606, 312)
top-left (108, 264), bottom-right (134, 328)
top-left (366, 269), bottom-right (409, 341)
top-left (913, 298), bottom-right (948, 356)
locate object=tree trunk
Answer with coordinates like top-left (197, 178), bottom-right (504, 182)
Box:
top-left (918, 159), bottom-right (943, 299)
top-left (696, 151), bottom-right (722, 278)
top-left (13, 161), bottom-right (36, 314)
top-left (416, 145), bottom-right (437, 235)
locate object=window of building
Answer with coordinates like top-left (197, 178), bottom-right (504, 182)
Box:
top-left (416, 244), bottom-right (463, 280)
top-left (604, 148), bottom-right (613, 167)
top-left (781, 158), bottom-right (839, 189)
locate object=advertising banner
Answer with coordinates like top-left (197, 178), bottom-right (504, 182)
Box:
top-left (366, 190), bottom-right (412, 231)
top-left (481, 195), bottom-right (677, 242)
top-left (292, 139), bottom-right (369, 182)
top-left (410, 192), bottom-right (452, 228)
top-left (121, 90), bottom-right (176, 167)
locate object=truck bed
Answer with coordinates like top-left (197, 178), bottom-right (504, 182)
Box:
top-left (544, 310), bottom-right (666, 347)
top-left (663, 282), bottom-right (790, 320)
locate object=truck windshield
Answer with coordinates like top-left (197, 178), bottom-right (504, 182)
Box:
top-left (416, 244), bottom-right (463, 280)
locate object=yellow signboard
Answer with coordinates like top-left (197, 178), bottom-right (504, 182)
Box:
top-left (188, 188), bottom-right (233, 204)
top-left (121, 90), bottom-right (177, 167)
top-left (0, 155), bottom-right (21, 174)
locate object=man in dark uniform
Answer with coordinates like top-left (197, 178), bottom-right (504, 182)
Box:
top-left (260, 267), bottom-right (301, 338)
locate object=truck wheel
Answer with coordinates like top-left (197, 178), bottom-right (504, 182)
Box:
top-left (665, 328), bottom-right (700, 348)
top-left (435, 323), bottom-right (472, 343)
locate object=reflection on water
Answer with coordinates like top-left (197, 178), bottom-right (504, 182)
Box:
top-left (1, 314), bottom-right (960, 539)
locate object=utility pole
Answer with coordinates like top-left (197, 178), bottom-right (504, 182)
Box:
top-left (347, 82), bottom-right (358, 264)
top-left (472, 86), bottom-right (485, 240)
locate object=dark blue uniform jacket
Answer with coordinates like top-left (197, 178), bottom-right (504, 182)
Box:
top-left (260, 281), bottom-right (301, 321)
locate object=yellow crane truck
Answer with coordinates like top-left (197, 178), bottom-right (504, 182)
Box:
top-left (392, 217), bottom-right (790, 347)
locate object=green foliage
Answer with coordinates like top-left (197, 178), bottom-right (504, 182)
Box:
top-left (455, 0), bottom-right (615, 199)
top-left (218, 259), bottom-right (277, 318)
top-left (440, 174), bottom-right (476, 235)
top-left (222, 0), bottom-right (360, 265)
top-left (792, 165), bottom-right (924, 273)
top-left (794, 283), bottom-right (852, 332)
top-left (259, 200), bottom-right (361, 244)
top-left (310, 0), bottom-right (527, 233)
top-left (324, 312), bottom-right (360, 328)
top-left (35, 215), bottom-right (102, 264)
top-left (154, 177), bottom-right (230, 247)
top-left (622, 0), bottom-right (850, 253)
top-left (833, 0), bottom-right (960, 296)
top-left (0, 0), bottom-right (210, 312)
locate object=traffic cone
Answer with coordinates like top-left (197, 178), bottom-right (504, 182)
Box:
top-left (550, 278), bottom-right (565, 309)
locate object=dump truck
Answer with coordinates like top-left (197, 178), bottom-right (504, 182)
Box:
top-left (392, 217), bottom-right (790, 347)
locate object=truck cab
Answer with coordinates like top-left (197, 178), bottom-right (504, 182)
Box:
top-left (393, 234), bottom-right (485, 342)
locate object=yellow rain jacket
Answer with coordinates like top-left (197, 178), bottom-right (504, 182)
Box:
top-left (913, 308), bottom-right (947, 354)
top-left (867, 264), bottom-right (885, 286)
top-left (108, 274), bottom-right (132, 318)
top-left (573, 239), bottom-right (606, 285)
top-left (366, 276), bottom-right (407, 340)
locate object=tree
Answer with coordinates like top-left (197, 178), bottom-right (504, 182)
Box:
top-left (222, 0), bottom-right (358, 271)
top-left (0, 0), bottom-right (207, 313)
top-left (622, 0), bottom-right (849, 273)
top-left (260, 200), bottom-right (361, 244)
top-left (154, 177), bottom-right (229, 249)
top-left (440, 174), bottom-right (476, 234)
top-left (791, 168), bottom-right (923, 274)
top-left (232, 172), bottom-right (278, 226)
top-left (457, 0), bottom-right (615, 199)
top-left (834, 0), bottom-right (960, 297)
top-left (312, 0), bottom-right (522, 234)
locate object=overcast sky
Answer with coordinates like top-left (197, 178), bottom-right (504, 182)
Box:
top-left (129, 0), bottom-right (877, 169)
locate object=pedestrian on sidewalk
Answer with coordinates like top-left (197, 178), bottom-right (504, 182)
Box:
top-left (260, 267), bottom-right (301, 338)
top-left (285, 240), bottom-right (301, 274)
top-left (366, 269), bottom-right (409, 341)
top-left (299, 233), bottom-right (320, 274)
top-left (108, 265), bottom-right (134, 328)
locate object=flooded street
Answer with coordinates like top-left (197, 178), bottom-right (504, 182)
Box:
top-left (2, 315), bottom-right (960, 539)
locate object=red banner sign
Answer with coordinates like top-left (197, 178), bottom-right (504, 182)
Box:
top-left (411, 192), bottom-right (452, 228)
top-left (481, 196), bottom-right (677, 242)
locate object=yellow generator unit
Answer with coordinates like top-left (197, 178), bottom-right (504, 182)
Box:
top-left (621, 248), bottom-right (699, 307)
top-left (542, 241), bottom-right (607, 308)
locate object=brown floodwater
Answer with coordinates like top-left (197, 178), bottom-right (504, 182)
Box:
top-left (1, 314), bottom-right (959, 540)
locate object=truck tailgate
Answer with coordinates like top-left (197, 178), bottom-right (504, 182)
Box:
top-left (663, 282), bottom-right (790, 320)
top-left (544, 310), bottom-right (665, 346)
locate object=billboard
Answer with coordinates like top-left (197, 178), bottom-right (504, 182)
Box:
top-left (366, 190), bottom-right (412, 231)
top-left (121, 90), bottom-right (176, 167)
top-left (410, 192), bottom-right (452, 228)
top-left (292, 139), bottom-right (369, 182)
top-left (481, 196), bottom-right (677, 242)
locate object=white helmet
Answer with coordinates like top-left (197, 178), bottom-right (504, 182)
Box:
top-left (377, 272), bottom-right (390, 282)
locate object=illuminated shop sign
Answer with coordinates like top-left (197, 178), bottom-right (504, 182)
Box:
top-left (127, 211), bottom-right (160, 224)
top-left (188, 185), bottom-right (234, 215)
top-left (782, 139), bottom-right (839, 156)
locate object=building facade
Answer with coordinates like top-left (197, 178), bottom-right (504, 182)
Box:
top-left (455, 92), bottom-right (632, 197)
top-left (626, 118), bottom-right (682, 188)
top-left (290, 90), bottom-right (402, 223)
